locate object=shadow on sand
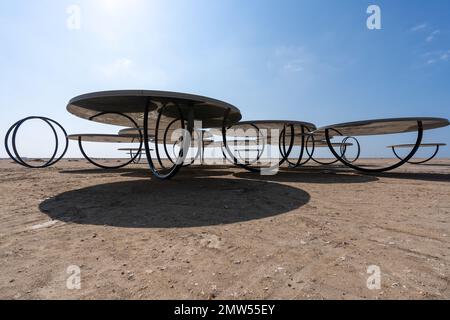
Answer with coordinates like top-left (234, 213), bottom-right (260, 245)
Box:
top-left (234, 170), bottom-right (379, 184)
top-left (39, 177), bottom-right (310, 228)
top-left (59, 167), bottom-right (233, 179)
top-left (373, 172), bottom-right (450, 182)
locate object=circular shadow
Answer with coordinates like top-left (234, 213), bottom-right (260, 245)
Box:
top-left (121, 167), bottom-right (232, 179)
top-left (59, 167), bottom-right (233, 179)
top-left (233, 171), bottom-right (378, 184)
top-left (39, 177), bottom-right (310, 228)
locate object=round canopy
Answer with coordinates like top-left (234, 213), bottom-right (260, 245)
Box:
top-left (118, 127), bottom-right (214, 143)
top-left (316, 117), bottom-right (449, 136)
top-left (67, 90), bottom-right (242, 128)
top-left (310, 141), bottom-right (353, 148)
top-left (225, 120), bottom-right (317, 143)
top-left (67, 134), bottom-right (141, 143)
top-left (387, 143), bottom-right (446, 148)
top-left (118, 148), bottom-right (146, 151)
top-left (118, 128), bottom-right (154, 138)
top-left (234, 120), bottom-right (316, 132)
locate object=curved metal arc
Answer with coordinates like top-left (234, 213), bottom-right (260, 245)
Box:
top-left (392, 144), bottom-right (440, 165)
top-left (13, 118), bottom-right (59, 168)
top-left (341, 136), bottom-right (361, 164)
top-left (280, 125), bottom-right (309, 168)
top-left (325, 121), bottom-right (424, 173)
top-left (167, 127), bottom-right (202, 167)
top-left (143, 100), bottom-right (188, 180)
top-left (13, 117), bottom-right (59, 168)
top-left (233, 124), bottom-right (265, 166)
top-left (306, 134), bottom-right (340, 166)
top-left (221, 109), bottom-right (294, 173)
top-left (130, 149), bottom-right (142, 164)
top-left (4, 119), bottom-right (22, 164)
top-left (78, 112), bottom-right (142, 169)
top-left (5, 116), bottom-right (68, 168)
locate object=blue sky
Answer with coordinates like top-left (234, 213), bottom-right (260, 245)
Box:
top-left (0, 0), bottom-right (449, 158)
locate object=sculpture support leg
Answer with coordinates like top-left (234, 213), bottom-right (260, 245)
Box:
top-left (325, 121), bottom-right (424, 173)
top-left (78, 112), bottom-right (142, 170)
top-left (392, 145), bottom-right (440, 165)
top-left (144, 100), bottom-right (191, 179)
top-left (280, 126), bottom-right (310, 168)
top-left (306, 135), bottom-right (340, 166)
top-left (221, 109), bottom-right (294, 173)
top-left (340, 136), bottom-right (361, 164)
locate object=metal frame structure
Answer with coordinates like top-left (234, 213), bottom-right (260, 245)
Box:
top-left (76, 112), bottom-right (143, 169)
top-left (143, 99), bottom-right (192, 179)
top-left (279, 125), bottom-right (307, 168)
top-left (221, 113), bottom-right (296, 173)
top-left (323, 121), bottom-right (424, 173)
top-left (223, 123), bottom-right (266, 166)
top-left (5, 116), bottom-right (68, 168)
top-left (279, 133), bottom-right (361, 167)
top-left (165, 125), bottom-right (203, 167)
top-left (390, 143), bottom-right (445, 164)
top-left (118, 148), bottom-right (147, 164)
top-left (305, 135), bottom-right (361, 166)
top-left (6, 92), bottom-right (448, 179)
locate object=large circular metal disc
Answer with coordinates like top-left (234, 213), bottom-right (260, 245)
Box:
top-left (118, 128), bottom-right (154, 138)
top-left (119, 127), bottom-right (213, 141)
top-left (316, 117), bottom-right (449, 136)
top-left (387, 143), bottom-right (446, 148)
top-left (311, 141), bottom-right (353, 148)
top-left (226, 120), bottom-right (317, 139)
top-left (236, 120), bottom-right (316, 131)
top-left (118, 148), bottom-right (145, 151)
top-left (67, 90), bottom-right (242, 128)
top-left (67, 134), bottom-right (141, 143)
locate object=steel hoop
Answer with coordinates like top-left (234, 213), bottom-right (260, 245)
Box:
top-left (339, 136), bottom-right (361, 164)
top-left (305, 134), bottom-right (340, 165)
top-left (325, 121), bottom-right (424, 173)
top-left (165, 124), bottom-right (202, 167)
top-left (280, 125), bottom-right (309, 168)
top-left (79, 112), bottom-right (142, 169)
top-left (144, 100), bottom-right (191, 179)
top-left (392, 144), bottom-right (440, 165)
top-left (233, 124), bottom-right (265, 166)
top-left (5, 116), bottom-right (68, 168)
top-left (130, 149), bottom-right (142, 164)
top-left (221, 109), bottom-right (294, 173)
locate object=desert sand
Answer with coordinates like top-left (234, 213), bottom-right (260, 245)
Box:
top-left (0, 158), bottom-right (449, 300)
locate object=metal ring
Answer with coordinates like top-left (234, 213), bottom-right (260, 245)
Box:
top-left (4, 116), bottom-right (68, 168)
top-left (392, 144), bottom-right (440, 164)
top-left (79, 112), bottom-right (142, 169)
top-left (280, 125), bottom-right (309, 168)
top-left (340, 136), bottom-right (361, 164)
top-left (144, 100), bottom-right (191, 179)
top-left (233, 124), bottom-right (265, 165)
top-left (131, 150), bottom-right (142, 164)
top-left (305, 134), bottom-right (341, 165)
top-left (165, 123), bottom-right (202, 167)
top-left (221, 110), bottom-right (294, 173)
top-left (324, 121), bottom-right (424, 173)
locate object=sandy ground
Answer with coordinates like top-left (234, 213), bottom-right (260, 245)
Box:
top-left (0, 158), bottom-right (449, 300)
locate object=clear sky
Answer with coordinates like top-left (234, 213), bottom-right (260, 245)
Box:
top-left (1, 0), bottom-right (449, 159)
